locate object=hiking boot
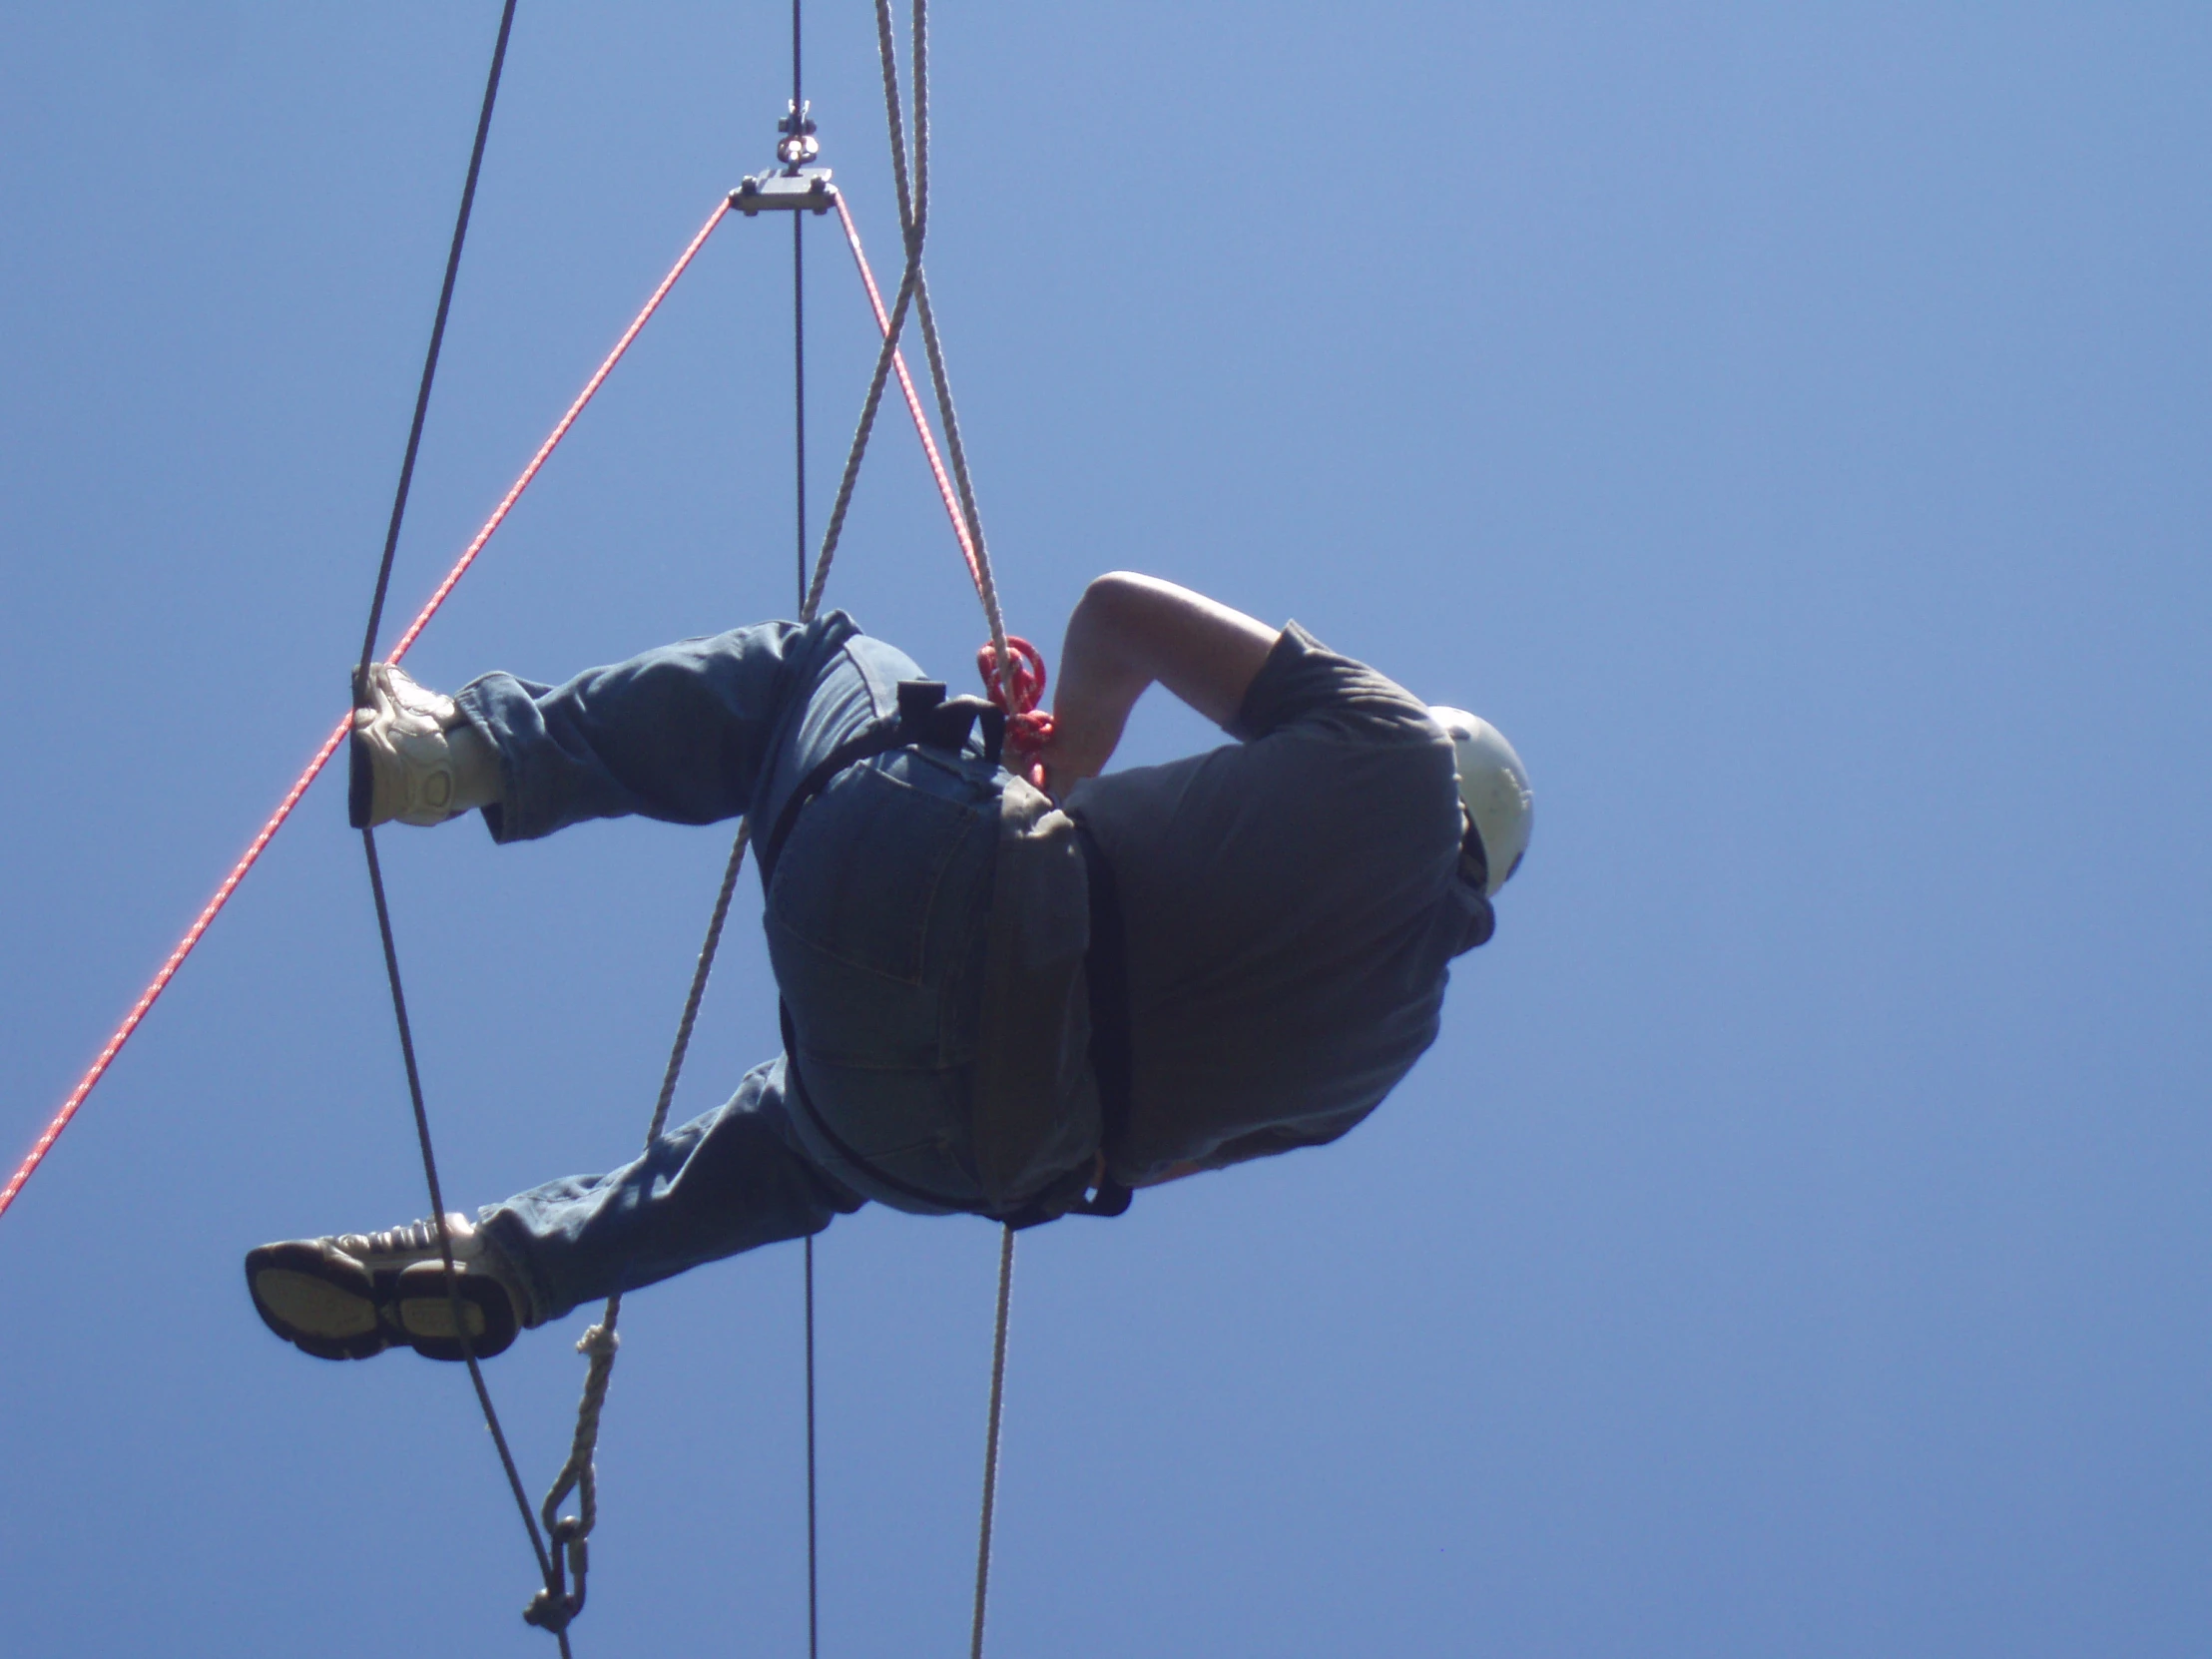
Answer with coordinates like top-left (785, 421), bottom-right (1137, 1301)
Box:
top-left (348, 662), bottom-right (499, 829)
top-left (245, 1213), bottom-right (524, 1363)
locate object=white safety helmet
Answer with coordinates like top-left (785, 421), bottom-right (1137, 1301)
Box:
top-left (1428, 707), bottom-right (1532, 897)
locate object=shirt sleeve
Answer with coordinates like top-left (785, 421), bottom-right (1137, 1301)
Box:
top-left (1225, 622), bottom-right (1441, 747)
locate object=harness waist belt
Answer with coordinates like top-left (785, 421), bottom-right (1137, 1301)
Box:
top-left (768, 679), bottom-right (1130, 1227)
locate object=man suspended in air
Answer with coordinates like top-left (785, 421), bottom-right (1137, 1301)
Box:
top-left (246, 573), bottom-right (1532, 1362)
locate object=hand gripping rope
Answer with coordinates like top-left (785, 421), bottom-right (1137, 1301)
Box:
top-left (10, 3), bottom-right (1037, 1653)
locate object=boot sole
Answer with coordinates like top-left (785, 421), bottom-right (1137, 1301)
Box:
top-left (392, 1260), bottom-right (518, 1362)
top-left (245, 1240), bottom-right (389, 1362)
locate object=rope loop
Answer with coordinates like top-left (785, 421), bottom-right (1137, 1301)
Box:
top-left (540, 1320), bottom-right (621, 1537)
top-left (976, 635), bottom-right (1054, 769)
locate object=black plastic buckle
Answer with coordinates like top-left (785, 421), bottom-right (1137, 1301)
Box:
top-left (895, 680), bottom-right (1005, 768)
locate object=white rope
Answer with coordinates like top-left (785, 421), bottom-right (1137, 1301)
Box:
top-left (865, 0), bottom-right (1016, 698)
top-left (912, 270), bottom-right (1013, 702)
top-left (535, 814), bottom-right (756, 1622)
top-left (805, 0), bottom-right (929, 619)
top-left (541, 1320), bottom-right (620, 1538)
top-left (815, 0), bottom-right (1015, 710)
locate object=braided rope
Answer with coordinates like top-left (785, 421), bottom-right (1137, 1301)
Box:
top-left (826, 197), bottom-right (969, 590)
top-left (820, 1), bottom-right (1013, 701)
top-left (805, 260), bottom-right (918, 621)
top-left (911, 273), bottom-right (1011, 701)
top-left (532, 817), bottom-right (756, 1619)
top-left (804, 0), bottom-right (928, 622)
top-left (866, 0), bottom-right (1015, 696)
top-left (0, 193), bottom-right (733, 1228)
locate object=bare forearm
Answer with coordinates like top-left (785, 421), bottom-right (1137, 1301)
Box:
top-left (1040, 573), bottom-right (1280, 797)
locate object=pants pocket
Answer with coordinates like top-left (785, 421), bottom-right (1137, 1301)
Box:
top-left (767, 760), bottom-right (986, 986)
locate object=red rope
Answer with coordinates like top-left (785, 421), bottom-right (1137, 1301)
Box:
top-left (0, 716), bottom-right (352, 1218)
top-left (830, 191), bottom-right (985, 595)
top-left (829, 194), bottom-right (1053, 772)
top-left (0, 198), bottom-right (732, 1222)
top-left (975, 635), bottom-right (1054, 768)
top-left (388, 199), bottom-right (732, 664)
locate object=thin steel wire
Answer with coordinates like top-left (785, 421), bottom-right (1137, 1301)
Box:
top-left (359, 0), bottom-right (518, 677)
top-left (969, 1226), bottom-right (1016, 1659)
top-left (791, 0), bottom-right (808, 611)
top-left (793, 8), bottom-right (823, 1656)
top-left (795, 211), bottom-right (808, 611)
top-left (806, 1234), bottom-right (821, 1659)
top-left (364, 832), bottom-right (563, 1627)
top-left (345, 4), bottom-right (579, 1647)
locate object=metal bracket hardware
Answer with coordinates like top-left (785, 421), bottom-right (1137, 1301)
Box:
top-left (730, 167), bottom-right (836, 216)
top-left (777, 98), bottom-right (822, 170)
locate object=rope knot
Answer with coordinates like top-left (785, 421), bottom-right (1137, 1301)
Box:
top-left (976, 636), bottom-right (1055, 774)
top-left (576, 1323), bottom-right (619, 1360)
top-left (522, 1514), bottom-right (593, 1634)
top-left (522, 1582), bottom-right (582, 1635)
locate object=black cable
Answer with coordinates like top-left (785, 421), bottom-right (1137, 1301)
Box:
top-left (790, 7), bottom-right (823, 1654)
top-left (795, 211), bottom-right (807, 613)
top-left (790, 0), bottom-right (809, 612)
top-left (358, 0), bottom-right (519, 678)
top-left (805, 1234), bottom-right (821, 1659)
top-left (352, 4), bottom-right (575, 1649)
top-left (363, 831), bottom-right (558, 1601)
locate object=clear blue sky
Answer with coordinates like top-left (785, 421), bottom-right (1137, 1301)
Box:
top-left (2, 4), bottom-right (2207, 1655)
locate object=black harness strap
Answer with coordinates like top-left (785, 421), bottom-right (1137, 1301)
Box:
top-left (993, 822), bottom-right (1132, 1230)
top-left (758, 678), bottom-right (1003, 885)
